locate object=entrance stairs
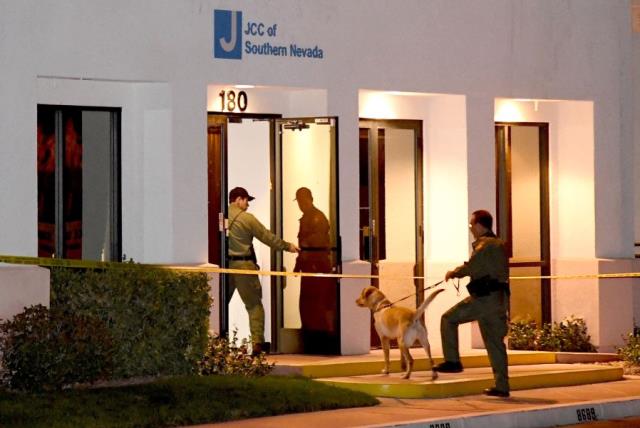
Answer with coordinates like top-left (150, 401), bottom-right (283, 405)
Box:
top-left (269, 350), bottom-right (622, 399)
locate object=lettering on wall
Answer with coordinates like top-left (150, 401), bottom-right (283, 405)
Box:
top-left (213, 9), bottom-right (325, 60)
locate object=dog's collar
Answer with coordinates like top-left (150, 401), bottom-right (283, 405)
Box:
top-left (373, 300), bottom-right (392, 313)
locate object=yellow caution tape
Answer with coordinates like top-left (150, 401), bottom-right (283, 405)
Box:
top-left (0, 254), bottom-right (378, 280)
top-left (509, 272), bottom-right (640, 280)
top-left (1, 254), bottom-right (639, 281)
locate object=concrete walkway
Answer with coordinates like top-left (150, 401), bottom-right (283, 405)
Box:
top-left (192, 376), bottom-right (640, 428)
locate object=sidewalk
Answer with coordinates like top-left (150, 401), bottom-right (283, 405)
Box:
top-left (192, 376), bottom-right (640, 428)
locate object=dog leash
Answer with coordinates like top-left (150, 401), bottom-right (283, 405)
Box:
top-left (374, 279), bottom-right (446, 312)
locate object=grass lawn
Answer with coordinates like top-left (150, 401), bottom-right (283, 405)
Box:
top-left (0, 375), bottom-right (379, 428)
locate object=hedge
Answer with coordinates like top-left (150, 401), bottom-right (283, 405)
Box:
top-left (50, 266), bottom-right (211, 379)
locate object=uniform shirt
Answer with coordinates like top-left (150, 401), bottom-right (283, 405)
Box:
top-left (295, 205), bottom-right (331, 273)
top-left (298, 206), bottom-right (330, 249)
top-left (227, 204), bottom-right (290, 257)
top-left (450, 232), bottom-right (509, 283)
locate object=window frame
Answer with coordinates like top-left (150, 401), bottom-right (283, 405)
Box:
top-left (37, 104), bottom-right (122, 261)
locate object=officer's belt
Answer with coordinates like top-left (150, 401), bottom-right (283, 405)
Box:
top-left (467, 276), bottom-right (510, 297)
top-left (300, 246), bottom-right (334, 252)
top-left (228, 255), bottom-right (254, 261)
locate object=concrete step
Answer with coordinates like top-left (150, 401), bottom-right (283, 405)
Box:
top-left (269, 350), bottom-right (612, 378)
top-left (268, 350), bottom-right (623, 399)
top-left (317, 363), bottom-right (624, 399)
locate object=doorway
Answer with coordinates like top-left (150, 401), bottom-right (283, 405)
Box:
top-left (207, 113), bottom-right (340, 354)
top-left (495, 122), bottom-right (551, 325)
top-left (275, 117), bottom-right (340, 354)
top-left (358, 119), bottom-right (424, 347)
top-left (208, 113), bottom-right (278, 348)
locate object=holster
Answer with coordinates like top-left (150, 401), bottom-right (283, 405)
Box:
top-left (467, 275), bottom-right (510, 297)
top-left (249, 245), bottom-right (257, 264)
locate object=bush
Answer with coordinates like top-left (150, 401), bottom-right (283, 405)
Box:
top-left (507, 319), bottom-right (537, 350)
top-left (555, 316), bottom-right (597, 352)
top-left (617, 332), bottom-right (640, 366)
top-left (535, 322), bottom-right (563, 351)
top-left (198, 331), bottom-right (274, 376)
top-left (50, 265), bottom-right (211, 379)
top-left (508, 316), bottom-right (597, 352)
top-left (0, 304), bottom-right (114, 391)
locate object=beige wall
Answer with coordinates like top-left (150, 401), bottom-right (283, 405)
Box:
top-left (0, 265), bottom-right (50, 321)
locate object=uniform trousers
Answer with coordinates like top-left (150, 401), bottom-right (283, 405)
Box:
top-left (441, 290), bottom-right (510, 392)
top-left (228, 260), bottom-right (265, 343)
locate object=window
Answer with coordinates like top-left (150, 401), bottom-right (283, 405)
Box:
top-left (37, 105), bottom-right (121, 261)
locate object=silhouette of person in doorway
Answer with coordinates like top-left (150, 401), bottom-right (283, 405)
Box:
top-left (293, 187), bottom-right (338, 354)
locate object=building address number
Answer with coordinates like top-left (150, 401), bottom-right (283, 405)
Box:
top-left (219, 90), bottom-right (248, 112)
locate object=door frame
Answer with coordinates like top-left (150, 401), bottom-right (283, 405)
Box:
top-left (495, 121), bottom-right (551, 324)
top-left (358, 118), bottom-right (425, 303)
top-left (207, 112), bottom-right (282, 339)
top-left (273, 116), bottom-right (341, 354)
top-left (207, 113), bottom-right (341, 353)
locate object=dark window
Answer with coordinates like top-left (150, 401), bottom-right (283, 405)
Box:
top-left (37, 105), bottom-right (121, 261)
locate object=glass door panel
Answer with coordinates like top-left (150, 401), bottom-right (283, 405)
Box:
top-left (226, 119), bottom-right (272, 344)
top-left (510, 126), bottom-right (541, 262)
top-left (509, 266), bottom-right (542, 322)
top-left (358, 120), bottom-right (423, 310)
top-left (496, 123), bottom-right (550, 325)
top-left (379, 127), bottom-right (418, 310)
top-left (359, 119), bottom-right (423, 349)
top-left (82, 111), bottom-right (114, 261)
top-left (276, 117), bottom-right (339, 354)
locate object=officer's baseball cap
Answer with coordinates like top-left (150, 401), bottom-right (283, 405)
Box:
top-left (294, 187), bottom-right (312, 201)
top-left (229, 187), bottom-right (255, 202)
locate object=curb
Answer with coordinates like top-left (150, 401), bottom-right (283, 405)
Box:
top-left (364, 396), bottom-right (640, 428)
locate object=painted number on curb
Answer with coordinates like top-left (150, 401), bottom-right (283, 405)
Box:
top-left (429, 423), bottom-right (451, 428)
top-left (576, 407), bottom-right (598, 422)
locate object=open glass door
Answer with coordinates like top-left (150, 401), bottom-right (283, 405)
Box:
top-left (208, 114), bottom-right (275, 343)
top-left (274, 117), bottom-right (340, 354)
top-left (496, 123), bottom-right (550, 325)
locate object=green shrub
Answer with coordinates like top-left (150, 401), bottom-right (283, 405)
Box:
top-left (50, 265), bottom-right (211, 379)
top-left (507, 319), bottom-right (537, 350)
top-left (508, 316), bottom-right (597, 352)
top-left (198, 331), bottom-right (274, 376)
top-left (536, 322), bottom-right (563, 351)
top-left (0, 304), bottom-right (114, 391)
top-left (617, 332), bottom-right (640, 366)
top-left (555, 316), bottom-right (597, 352)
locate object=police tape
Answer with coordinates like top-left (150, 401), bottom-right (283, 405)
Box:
top-left (1, 254), bottom-right (640, 281)
top-left (0, 254), bottom-right (376, 279)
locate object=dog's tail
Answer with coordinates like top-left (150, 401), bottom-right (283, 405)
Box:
top-left (412, 288), bottom-right (445, 322)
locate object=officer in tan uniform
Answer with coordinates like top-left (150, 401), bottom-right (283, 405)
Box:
top-left (434, 209), bottom-right (511, 397)
top-left (293, 187), bottom-right (338, 354)
top-left (227, 187), bottom-right (299, 354)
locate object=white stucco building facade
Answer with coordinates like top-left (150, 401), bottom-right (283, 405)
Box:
top-left (1, 0), bottom-right (639, 354)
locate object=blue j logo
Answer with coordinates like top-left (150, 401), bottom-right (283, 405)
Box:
top-left (214, 10), bottom-right (243, 59)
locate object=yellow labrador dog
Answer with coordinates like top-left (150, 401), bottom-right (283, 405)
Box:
top-left (356, 286), bottom-right (444, 380)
